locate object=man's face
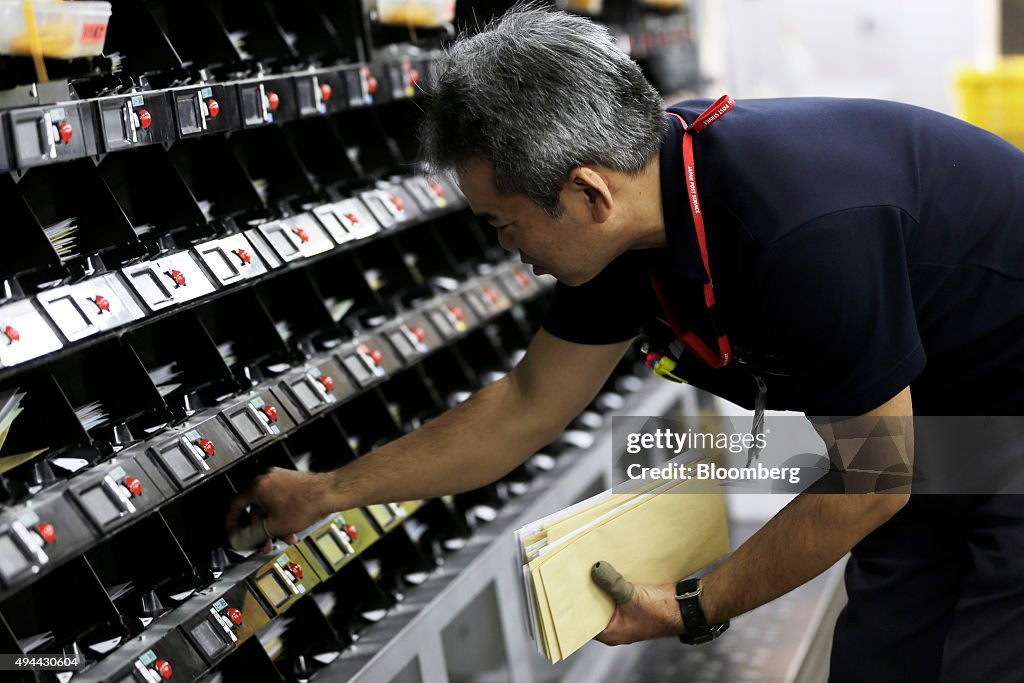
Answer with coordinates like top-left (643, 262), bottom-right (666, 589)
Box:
top-left (456, 161), bottom-right (621, 286)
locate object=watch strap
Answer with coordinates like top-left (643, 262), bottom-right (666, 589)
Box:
top-left (675, 578), bottom-right (729, 645)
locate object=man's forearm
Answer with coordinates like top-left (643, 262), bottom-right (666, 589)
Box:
top-left (698, 492), bottom-right (908, 625)
top-left (314, 374), bottom-right (563, 514)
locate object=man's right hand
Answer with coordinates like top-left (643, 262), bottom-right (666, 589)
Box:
top-left (224, 467), bottom-right (333, 547)
top-left (222, 331), bottom-right (634, 550)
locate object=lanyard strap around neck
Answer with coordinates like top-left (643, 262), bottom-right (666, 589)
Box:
top-left (653, 94), bottom-right (736, 369)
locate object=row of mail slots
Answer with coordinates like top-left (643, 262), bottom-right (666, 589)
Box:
top-left (0, 282), bottom-right (652, 683)
top-left (0, 52), bottom-right (435, 173)
top-left (0, 138), bottom-right (465, 374)
top-left (0, 251), bottom-right (545, 568)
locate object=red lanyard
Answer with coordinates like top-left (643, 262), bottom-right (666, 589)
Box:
top-left (649, 94), bottom-right (736, 369)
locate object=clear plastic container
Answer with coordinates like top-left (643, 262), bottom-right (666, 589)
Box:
top-left (640, 0), bottom-right (686, 9)
top-left (376, 0), bottom-right (455, 28)
top-left (565, 0), bottom-right (604, 16)
top-left (0, 1), bottom-right (112, 59)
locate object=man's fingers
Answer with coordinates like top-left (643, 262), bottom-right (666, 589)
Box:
top-left (591, 561), bottom-right (635, 604)
top-left (228, 516), bottom-right (271, 551)
top-left (225, 469), bottom-right (274, 533)
top-left (224, 489), bottom-right (255, 534)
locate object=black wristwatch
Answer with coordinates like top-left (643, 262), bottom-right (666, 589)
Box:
top-left (675, 578), bottom-right (729, 645)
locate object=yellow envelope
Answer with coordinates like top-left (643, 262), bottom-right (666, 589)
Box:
top-left (533, 479), bottom-right (728, 659)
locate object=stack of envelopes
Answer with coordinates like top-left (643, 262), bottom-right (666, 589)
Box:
top-left (516, 472), bottom-right (730, 662)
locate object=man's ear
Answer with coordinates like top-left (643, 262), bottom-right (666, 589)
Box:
top-left (567, 167), bottom-right (613, 223)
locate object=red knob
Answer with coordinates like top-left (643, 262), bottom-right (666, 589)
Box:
top-left (294, 227), bottom-right (309, 243)
top-left (320, 83), bottom-right (333, 102)
top-left (287, 562), bottom-right (303, 580)
top-left (262, 405), bottom-right (278, 422)
top-left (235, 248), bottom-right (252, 265)
top-left (94, 295), bottom-right (111, 313)
top-left (366, 76), bottom-right (378, 94)
top-left (267, 91), bottom-right (280, 111)
top-left (36, 522), bottom-right (56, 545)
top-left (450, 306), bottom-right (464, 321)
top-left (124, 476), bottom-right (142, 497)
top-left (207, 99), bottom-right (220, 119)
top-left (515, 271), bottom-right (529, 286)
top-left (168, 270), bottom-right (186, 287)
top-left (197, 438), bottom-right (215, 457)
top-left (155, 660), bottom-right (172, 679)
top-left (409, 69), bottom-right (420, 86)
top-left (343, 524), bottom-right (358, 540)
top-left (3, 325), bottom-right (19, 342)
top-left (226, 607), bottom-right (243, 626)
top-left (345, 212), bottom-right (359, 225)
top-left (319, 375), bottom-right (334, 391)
top-left (58, 120), bottom-right (73, 144)
top-left (358, 344), bottom-right (383, 365)
top-left (139, 109), bottom-right (152, 130)
top-left (484, 287), bottom-right (498, 304)
top-left (390, 196), bottom-right (404, 212)
top-left (412, 326), bottom-right (426, 342)
top-left (431, 182), bottom-right (445, 197)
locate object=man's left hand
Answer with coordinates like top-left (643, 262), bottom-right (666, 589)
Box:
top-left (594, 580), bottom-right (684, 645)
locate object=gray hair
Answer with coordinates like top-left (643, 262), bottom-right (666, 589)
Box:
top-left (419, 6), bottom-right (666, 216)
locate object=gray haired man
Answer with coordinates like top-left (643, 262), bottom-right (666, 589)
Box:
top-left (229, 8), bottom-right (1024, 681)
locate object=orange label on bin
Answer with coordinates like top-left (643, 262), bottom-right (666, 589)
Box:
top-left (81, 22), bottom-right (108, 43)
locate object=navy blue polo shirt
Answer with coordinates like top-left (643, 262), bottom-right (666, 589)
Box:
top-left (542, 98), bottom-right (1024, 416)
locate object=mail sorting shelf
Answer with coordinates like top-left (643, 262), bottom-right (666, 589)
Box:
top-left (0, 99), bottom-right (459, 380)
top-left (2, 98), bottom-right (536, 606)
top-left (0, 162), bottom-right (655, 683)
top-left (0, 244), bottom-right (542, 552)
top-left (0, 6), bottom-right (581, 683)
top-left (0, 266), bottom-right (552, 679)
top-left (0, 184), bottom-right (520, 540)
top-left (152, 352), bottom-right (666, 683)
top-left (64, 290), bottom-right (570, 682)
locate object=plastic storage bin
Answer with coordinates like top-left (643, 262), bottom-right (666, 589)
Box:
top-left (565, 0), bottom-right (603, 16)
top-left (376, 0), bottom-right (454, 28)
top-left (0, 0), bottom-right (112, 59)
top-left (956, 57), bottom-right (1024, 150)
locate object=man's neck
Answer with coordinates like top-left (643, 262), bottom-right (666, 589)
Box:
top-left (625, 154), bottom-right (667, 249)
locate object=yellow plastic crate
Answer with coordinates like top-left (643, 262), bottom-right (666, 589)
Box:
top-left (956, 57), bottom-right (1024, 149)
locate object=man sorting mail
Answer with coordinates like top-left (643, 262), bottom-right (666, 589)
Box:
top-left (227, 8), bottom-right (1024, 681)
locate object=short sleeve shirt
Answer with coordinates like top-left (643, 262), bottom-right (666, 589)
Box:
top-left (543, 98), bottom-right (1024, 416)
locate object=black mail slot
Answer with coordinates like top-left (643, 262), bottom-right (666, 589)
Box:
top-left (280, 359), bottom-right (349, 418)
top-left (0, 533), bottom-right (31, 584)
top-left (176, 93), bottom-right (203, 136)
top-left (152, 439), bottom-right (205, 488)
top-left (219, 391), bottom-right (299, 450)
top-left (342, 353), bottom-right (375, 387)
top-left (226, 405), bottom-right (267, 445)
top-left (0, 498), bottom-right (93, 591)
top-left (9, 103), bottom-right (93, 170)
top-left (189, 617), bottom-right (229, 659)
top-left (177, 582), bottom-right (272, 664)
top-left (238, 83), bottom-right (269, 128)
top-left (79, 483), bottom-right (124, 527)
